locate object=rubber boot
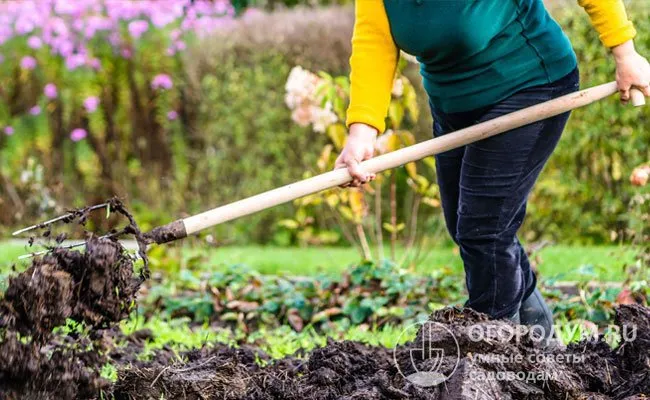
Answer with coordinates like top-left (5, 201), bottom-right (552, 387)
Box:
top-left (519, 288), bottom-right (554, 342)
top-left (508, 311), bottom-right (520, 324)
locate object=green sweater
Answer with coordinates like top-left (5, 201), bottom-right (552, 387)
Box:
top-left (383, 0), bottom-right (577, 113)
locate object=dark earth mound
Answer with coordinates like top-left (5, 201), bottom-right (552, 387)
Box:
top-left (112, 305), bottom-right (650, 400)
top-left (0, 238), bottom-right (141, 339)
top-left (0, 199), bottom-right (146, 400)
top-left (0, 331), bottom-right (110, 400)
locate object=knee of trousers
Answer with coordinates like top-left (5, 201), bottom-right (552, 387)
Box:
top-left (455, 222), bottom-right (518, 249)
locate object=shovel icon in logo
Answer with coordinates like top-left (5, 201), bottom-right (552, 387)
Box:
top-left (394, 321), bottom-right (460, 387)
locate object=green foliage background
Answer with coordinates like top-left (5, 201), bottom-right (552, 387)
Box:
top-left (0, 5), bottom-right (648, 244)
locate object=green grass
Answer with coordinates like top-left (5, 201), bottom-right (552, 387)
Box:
top-left (191, 245), bottom-right (462, 275)
top-left (183, 244), bottom-right (635, 281)
top-left (120, 313), bottom-right (412, 361)
top-left (0, 241), bottom-right (637, 282)
top-left (115, 313), bottom-right (608, 365)
top-left (0, 243), bottom-right (29, 264)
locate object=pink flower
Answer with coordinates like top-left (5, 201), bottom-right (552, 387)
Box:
top-left (20, 56), bottom-right (37, 70)
top-left (0, 25), bottom-right (12, 46)
top-left (630, 165), bottom-right (650, 187)
top-left (214, 0), bottom-right (232, 14)
top-left (167, 110), bottom-right (178, 121)
top-left (72, 19), bottom-right (84, 32)
top-left (121, 48), bottom-right (132, 59)
top-left (151, 74), bottom-right (173, 90)
top-left (291, 106), bottom-right (312, 127)
top-left (70, 128), bottom-right (87, 142)
top-left (44, 83), bottom-right (58, 99)
top-left (174, 40), bottom-right (186, 51)
top-left (88, 58), bottom-right (101, 70)
top-left (3, 126), bottom-right (14, 136)
top-left (170, 29), bottom-right (182, 41)
top-left (128, 20), bottom-right (149, 39)
top-left (15, 18), bottom-right (35, 35)
top-left (55, 1), bottom-right (79, 15)
top-left (243, 8), bottom-right (263, 20)
top-left (27, 36), bottom-right (43, 49)
top-left (83, 96), bottom-right (100, 113)
top-left (29, 105), bottom-right (41, 116)
top-left (108, 31), bottom-right (121, 47)
top-left (65, 54), bottom-right (86, 70)
top-left (151, 12), bottom-right (175, 28)
top-left (391, 78), bottom-right (404, 97)
top-left (49, 17), bottom-right (69, 36)
top-left (54, 38), bottom-right (74, 57)
top-left (310, 103), bottom-right (338, 133)
top-left (84, 16), bottom-right (112, 39)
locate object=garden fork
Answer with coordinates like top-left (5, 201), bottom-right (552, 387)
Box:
top-left (12, 83), bottom-right (646, 257)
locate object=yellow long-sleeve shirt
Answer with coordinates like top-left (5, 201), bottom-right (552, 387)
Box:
top-left (347, 0), bottom-right (637, 133)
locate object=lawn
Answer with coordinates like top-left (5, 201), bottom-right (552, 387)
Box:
top-left (0, 241), bottom-right (636, 282)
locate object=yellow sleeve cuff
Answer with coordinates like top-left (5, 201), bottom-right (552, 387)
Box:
top-left (600, 23), bottom-right (637, 48)
top-left (578, 0), bottom-right (637, 48)
top-left (346, 105), bottom-right (386, 133)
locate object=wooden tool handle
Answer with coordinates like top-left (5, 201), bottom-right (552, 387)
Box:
top-left (148, 81), bottom-right (645, 244)
top-left (631, 88), bottom-right (646, 106)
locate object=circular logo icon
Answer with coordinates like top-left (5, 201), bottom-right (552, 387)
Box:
top-left (393, 321), bottom-right (461, 387)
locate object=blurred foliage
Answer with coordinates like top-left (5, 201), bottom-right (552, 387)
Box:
top-left (524, 6), bottom-right (650, 243)
top-left (136, 248), bottom-right (647, 334)
top-left (0, 4), bottom-right (649, 246)
top-left (232, 0), bottom-right (351, 12)
top-left (139, 252), bottom-right (463, 332)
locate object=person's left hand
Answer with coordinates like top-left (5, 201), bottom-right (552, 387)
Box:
top-left (612, 40), bottom-right (650, 103)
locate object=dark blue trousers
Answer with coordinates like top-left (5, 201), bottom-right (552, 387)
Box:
top-left (431, 68), bottom-right (580, 319)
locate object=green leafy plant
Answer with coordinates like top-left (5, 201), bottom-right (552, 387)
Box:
top-left (140, 259), bottom-right (465, 332)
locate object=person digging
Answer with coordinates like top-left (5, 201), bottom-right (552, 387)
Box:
top-left (335, 0), bottom-right (650, 340)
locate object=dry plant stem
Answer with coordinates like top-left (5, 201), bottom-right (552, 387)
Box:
top-left (374, 182), bottom-right (384, 261)
top-left (1, 172), bottom-right (23, 211)
top-left (355, 223), bottom-right (372, 260)
top-left (399, 194), bottom-right (422, 266)
top-left (390, 172), bottom-right (397, 261)
top-left (326, 203), bottom-right (361, 257)
top-left (411, 235), bottom-right (430, 267)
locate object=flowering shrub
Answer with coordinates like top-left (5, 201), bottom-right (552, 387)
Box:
top-left (0, 0), bottom-right (241, 140)
top-left (285, 66), bottom-right (338, 132)
top-left (0, 0), bottom-right (263, 225)
top-left (283, 62), bottom-right (442, 262)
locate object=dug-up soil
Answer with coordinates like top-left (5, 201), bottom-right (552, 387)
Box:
top-left (0, 200), bottom-right (648, 399)
top-left (112, 305), bottom-right (649, 400)
top-left (0, 238), bottom-right (143, 399)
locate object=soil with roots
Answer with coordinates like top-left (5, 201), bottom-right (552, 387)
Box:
top-left (110, 306), bottom-right (650, 400)
top-left (0, 201), bottom-right (649, 399)
top-left (0, 199), bottom-right (147, 399)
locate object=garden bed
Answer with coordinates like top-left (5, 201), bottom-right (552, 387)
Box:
top-left (0, 235), bottom-right (648, 399)
top-left (111, 305), bottom-right (649, 400)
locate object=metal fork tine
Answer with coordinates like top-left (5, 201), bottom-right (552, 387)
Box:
top-left (12, 203), bottom-right (109, 236)
top-left (16, 231), bottom-right (122, 260)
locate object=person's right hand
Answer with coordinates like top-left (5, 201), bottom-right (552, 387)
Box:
top-left (612, 40), bottom-right (650, 103)
top-left (334, 123), bottom-right (377, 187)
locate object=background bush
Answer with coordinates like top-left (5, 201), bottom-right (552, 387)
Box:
top-left (0, 2), bottom-right (648, 245)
